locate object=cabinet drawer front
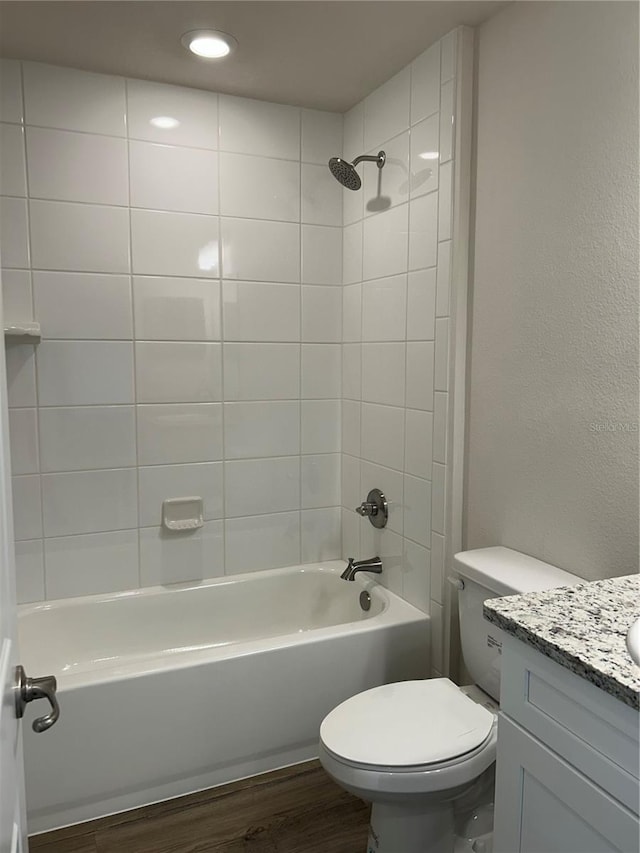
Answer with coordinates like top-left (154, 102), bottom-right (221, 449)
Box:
top-left (494, 716), bottom-right (639, 853)
top-left (500, 638), bottom-right (639, 812)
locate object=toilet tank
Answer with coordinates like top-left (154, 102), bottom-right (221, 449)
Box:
top-left (454, 547), bottom-right (581, 701)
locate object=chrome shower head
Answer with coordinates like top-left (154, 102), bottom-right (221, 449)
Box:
top-left (328, 150), bottom-right (386, 191)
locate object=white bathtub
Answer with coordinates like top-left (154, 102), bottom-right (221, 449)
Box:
top-left (19, 561), bottom-right (429, 833)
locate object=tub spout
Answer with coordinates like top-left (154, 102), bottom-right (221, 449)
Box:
top-left (340, 556), bottom-right (383, 581)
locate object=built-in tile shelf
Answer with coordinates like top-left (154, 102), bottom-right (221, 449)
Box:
top-left (4, 322), bottom-right (41, 343)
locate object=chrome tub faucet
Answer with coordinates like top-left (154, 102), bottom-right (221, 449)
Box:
top-left (340, 556), bottom-right (383, 581)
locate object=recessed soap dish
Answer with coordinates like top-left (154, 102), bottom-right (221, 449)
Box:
top-left (162, 497), bottom-right (203, 532)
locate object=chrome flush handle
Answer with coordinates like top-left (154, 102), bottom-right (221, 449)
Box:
top-left (15, 665), bottom-right (60, 733)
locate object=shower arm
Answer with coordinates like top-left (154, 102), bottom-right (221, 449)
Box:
top-left (352, 152), bottom-right (386, 168)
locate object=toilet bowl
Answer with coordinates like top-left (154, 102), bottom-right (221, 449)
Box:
top-left (320, 678), bottom-right (497, 853)
top-left (319, 547), bottom-right (582, 853)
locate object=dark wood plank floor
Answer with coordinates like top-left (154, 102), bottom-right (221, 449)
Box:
top-left (29, 761), bottom-right (370, 853)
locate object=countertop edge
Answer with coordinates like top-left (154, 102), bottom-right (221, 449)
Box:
top-left (483, 602), bottom-right (640, 711)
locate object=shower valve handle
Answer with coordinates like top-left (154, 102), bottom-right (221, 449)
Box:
top-left (14, 665), bottom-right (60, 733)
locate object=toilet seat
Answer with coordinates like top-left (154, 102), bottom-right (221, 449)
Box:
top-left (320, 678), bottom-right (495, 770)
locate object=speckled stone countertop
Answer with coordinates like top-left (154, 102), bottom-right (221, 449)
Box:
top-left (484, 575), bottom-right (640, 710)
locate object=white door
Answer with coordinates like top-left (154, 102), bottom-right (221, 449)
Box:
top-left (0, 290), bottom-right (28, 851)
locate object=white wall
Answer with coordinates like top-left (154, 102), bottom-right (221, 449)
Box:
top-left (0, 60), bottom-right (343, 600)
top-left (467, 1), bottom-right (639, 579)
top-left (340, 29), bottom-right (472, 674)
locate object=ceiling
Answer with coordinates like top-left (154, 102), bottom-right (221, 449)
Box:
top-left (0, 1), bottom-right (507, 112)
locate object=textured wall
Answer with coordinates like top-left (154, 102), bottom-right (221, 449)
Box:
top-left (467, 1), bottom-right (639, 579)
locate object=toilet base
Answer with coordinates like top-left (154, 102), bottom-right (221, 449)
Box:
top-left (367, 801), bottom-right (455, 853)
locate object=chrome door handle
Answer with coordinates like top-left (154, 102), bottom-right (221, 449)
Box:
top-left (14, 665), bottom-right (60, 733)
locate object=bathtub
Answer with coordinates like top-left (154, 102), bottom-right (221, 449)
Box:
top-left (19, 561), bottom-right (429, 834)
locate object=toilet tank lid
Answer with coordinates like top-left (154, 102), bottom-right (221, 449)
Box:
top-left (453, 547), bottom-right (581, 596)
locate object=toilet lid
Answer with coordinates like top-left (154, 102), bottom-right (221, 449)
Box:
top-left (320, 678), bottom-right (494, 768)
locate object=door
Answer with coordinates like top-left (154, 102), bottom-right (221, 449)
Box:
top-left (0, 288), bottom-right (28, 851)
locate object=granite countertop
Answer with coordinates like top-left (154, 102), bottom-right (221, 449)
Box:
top-left (484, 574), bottom-right (640, 710)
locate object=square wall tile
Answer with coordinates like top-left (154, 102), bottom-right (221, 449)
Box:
top-left (139, 522), bottom-right (224, 586)
top-left (0, 123), bottom-right (26, 196)
top-left (343, 221), bottom-right (363, 285)
top-left (436, 240), bottom-right (452, 317)
top-left (302, 286), bottom-right (342, 342)
top-left (6, 345), bottom-right (36, 408)
top-left (127, 79), bottom-right (218, 148)
top-left (434, 317), bottom-right (450, 391)
top-left (0, 59), bottom-right (23, 124)
top-left (45, 530), bottom-right (139, 599)
top-left (363, 203), bottom-right (408, 282)
top-left (407, 268), bottom-right (436, 341)
top-left (2, 269), bottom-right (32, 327)
top-left (410, 115), bottom-right (439, 198)
top-left (430, 532), bottom-right (445, 604)
top-left (0, 197), bottom-right (29, 268)
top-left (135, 342), bottom-right (221, 403)
top-left (15, 540), bottom-right (45, 604)
top-left (364, 67), bottom-right (410, 151)
top-left (42, 468), bottom-right (137, 537)
top-left (131, 209), bottom-right (219, 278)
top-left (225, 511), bottom-right (301, 574)
top-left (342, 284), bottom-right (362, 343)
top-left (341, 507), bottom-right (360, 561)
top-left (129, 141), bottom-right (219, 214)
top-left (341, 453), bottom-right (361, 511)
top-left (409, 192), bottom-right (438, 272)
top-left (39, 406), bottom-right (136, 473)
top-left (343, 102), bottom-right (364, 161)
top-left (219, 95), bottom-right (299, 160)
top-left (363, 131), bottom-right (409, 214)
top-left (221, 218), bottom-right (299, 282)
top-left (406, 341), bottom-right (435, 411)
top-left (302, 225), bottom-right (342, 285)
top-left (34, 272), bottom-right (132, 340)
top-left (137, 403), bottom-right (222, 465)
top-left (362, 343), bottom-right (405, 407)
top-left (302, 164), bottom-right (342, 226)
top-left (411, 42), bottom-right (440, 125)
top-left (220, 153), bottom-right (299, 222)
top-left (405, 409), bottom-right (433, 480)
top-left (342, 400), bottom-right (361, 458)
top-left (440, 30), bottom-right (457, 83)
top-left (12, 474), bottom-right (42, 540)
top-left (36, 341), bottom-right (134, 406)
top-left (30, 200), bottom-right (129, 273)
top-left (26, 128), bottom-right (128, 206)
top-left (301, 454), bottom-right (340, 509)
top-left (433, 391), bottom-right (448, 464)
top-left (431, 462), bottom-right (446, 536)
top-left (133, 277), bottom-right (220, 341)
top-left (224, 343), bottom-right (299, 400)
top-left (8, 408), bottom-right (38, 475)
top-left (222, 281), bottom-right (299, 342)
top-left (403, 539), bottom-right (431, 613)
top-left (301, 507), bottom-right (341, 563)
top-left (225, 401), bottom-right (300, 459)
top-left (302, 344), bottom-right (341, 399)
top-left (302, 400), bottom-right (341, 454)
top-left (342, 344), bottom-right (361, 401)
top-left (225, 457), bottom-right (300, 517)
top-left (361, 403), bottom-right (404, 471)
top-left (362, 275), bottom-right (407, 342)
top-left (439, 80), bottom-right (455, 165)
top-left (138, 462), bottom-right (223, 527)
top-left (302, 109), bottom-right (342, 164)
top-left (403, 473), bottom-right (432, 547)
top-left (23, 62), bottom-right (126, 136)
top-left (438, 161), bottom-right (453, 242)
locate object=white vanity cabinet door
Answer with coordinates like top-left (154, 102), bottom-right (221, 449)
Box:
top-left (494, 716), bottom-right (639, 853)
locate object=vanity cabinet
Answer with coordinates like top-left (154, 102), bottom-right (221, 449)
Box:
top-left (493, 637), bottom-right (640, 853)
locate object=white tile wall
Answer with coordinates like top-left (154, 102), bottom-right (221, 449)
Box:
top-left (339, 29), bottom-right (465, 682)
top-left (2, 61), bottom-right (342, 599)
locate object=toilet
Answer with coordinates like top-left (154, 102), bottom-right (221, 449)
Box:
top-left (319, 546), bottom-right (580, 853)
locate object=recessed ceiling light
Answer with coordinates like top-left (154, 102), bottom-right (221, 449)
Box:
top-left (181, 29), bottom-right (237, 59)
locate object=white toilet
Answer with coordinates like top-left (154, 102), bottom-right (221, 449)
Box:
top-left (319, 546), bottom-right (580, 853)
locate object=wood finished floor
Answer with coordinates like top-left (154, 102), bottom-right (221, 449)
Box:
top-left (29, 761), bottom-right (370, 853)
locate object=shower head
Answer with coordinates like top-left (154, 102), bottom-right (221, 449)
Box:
top-left (328, 150), bottom-right (386, 191)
